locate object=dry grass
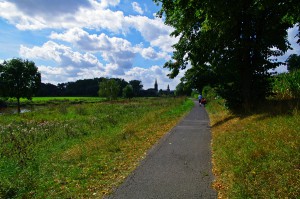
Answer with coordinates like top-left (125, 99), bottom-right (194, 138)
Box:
top-left (207, 99), bottom-right (300, 198)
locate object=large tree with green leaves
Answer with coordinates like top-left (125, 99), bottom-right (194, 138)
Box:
top-left (154, 0), bottom-right (299, 109)
top-left (129, 80), bottom-right (143, 97)
top-left (98, 78), bottom-right (120, 100)
top-left (0, 58), bottom-right (41, 113)
top-left (123, 84), bottom-right (134, 99)
top-left (286, 54), bottom-right (300, 72)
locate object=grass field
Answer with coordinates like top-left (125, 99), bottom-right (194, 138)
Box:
top-left (6, 96), bottom-right (106, 106)
top-left (0, 97), bottom-right (194, 198)
top-left (206, 98), bottom-right (300, 198)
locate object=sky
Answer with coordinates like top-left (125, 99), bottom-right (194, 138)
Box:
top-left (0, 0), bottom-right (299, 90)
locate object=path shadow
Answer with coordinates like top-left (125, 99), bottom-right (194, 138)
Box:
top-left (212, 99), bottom-right (299, 127)
top-left (211, 115), bottom-right (237, 128)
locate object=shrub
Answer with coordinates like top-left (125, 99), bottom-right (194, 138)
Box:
top-left (272, 70), bottom-right (300, 99)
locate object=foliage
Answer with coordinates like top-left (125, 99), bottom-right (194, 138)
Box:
top-left (129, 80), bottom-right (143, 96)
top-left (122, 85), bottom-right (134, 99)
top-left (202, 86), bottom-right (218, 102)
top-left (0, 97), bottom-right (8, 107)
top-left (36, 78), bottom-right (160, 98)
top-left (206, 96), bottom-right (299, 198)
top-left (286, 54), bottom-right (300, 72)
top-left (0, 58), bottom-right (41, 113)
top-left (0, 97), bottom-right (193, 198)
top-left (175, 82), bottom-right (192, 96)
top-left (154, 0), bottom-right (299, 110)
top-left (272, 70), bottom-right (300, 99)
top-left (98, 78), bottom-right (120, 100)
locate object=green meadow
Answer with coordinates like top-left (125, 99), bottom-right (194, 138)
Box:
top-left (6, 97), bottom-right (106, 106)
top-left (0, 97), bottom-right (194, 198)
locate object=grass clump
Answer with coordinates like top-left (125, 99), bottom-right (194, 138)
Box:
top-left (0, 97), bottom-right (193, 198)
top-left (206, 91), bottom-right (300, 198)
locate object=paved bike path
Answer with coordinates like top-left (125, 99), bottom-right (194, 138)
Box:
top-left (108, 101), bottom-right (217, 199)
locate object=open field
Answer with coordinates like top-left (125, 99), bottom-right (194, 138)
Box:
top-left (206, 98), bottom-right (300, 198)
top-left (6, 97), bottom-right (106, 106)
top-left (0, 97), bottom-right (194, 198)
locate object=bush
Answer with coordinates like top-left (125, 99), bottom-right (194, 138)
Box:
top-left (202, 86), bottom-right (218, 101)
top-left (0, 97), bottom-right (7, 108)
top-left (272, 70), bottom-right (300, 99)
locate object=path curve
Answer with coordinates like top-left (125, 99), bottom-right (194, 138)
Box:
top-left (107, 100), bottom-right (217, 199)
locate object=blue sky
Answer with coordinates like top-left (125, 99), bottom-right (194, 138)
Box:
top-left (0, 0), bottom-right (180, 90)
top-left (0, 0), bottom-right (299, 90)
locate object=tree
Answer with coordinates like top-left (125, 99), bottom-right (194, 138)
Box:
top-left (175, 82), bottom-right (192, 96)
top-left (98, 78), bottom-right (120, 100)
top-left (123, 84), bottom-right (134, 99)
top-left (0, 58), bottom-right (41, 113)
top-left (154, 0), bottom-right (298, 109)
top-left (286, 54), bottom-right (300, 72)
top-left (129, 80), bottom-right (143, 96)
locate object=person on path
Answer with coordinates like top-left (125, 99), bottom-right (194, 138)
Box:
top-left (198, 94), bottom-right (202, 106)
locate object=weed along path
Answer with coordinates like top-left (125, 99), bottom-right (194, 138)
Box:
top-left (107, 101), bottom-right (217, 199)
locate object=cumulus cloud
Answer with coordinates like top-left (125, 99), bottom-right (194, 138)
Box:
top-left (125, 15), bottom-right (178, 52)
top-left (20, 41), bottom-right (103, 69)
top-left (0, 0), bottom-right (181, 88)
top-left (132, 2), bottom-right (144, 14)
top-left (122, 65), bottom-right (180, 90)
top-left (9, 0), bottom-right (92, 18)
top-left (50, 28), bottom-right (137, 75)
top-left (0, 0), bottom-right (127, 32)
top-left (141, 47), bottom-right (170, 60)
top-left (50, 28), bottom-right (170, 74)
top-left (0, 0), bottom-right (176, 53)
top-left (38, 65), bottom-right (78, 84)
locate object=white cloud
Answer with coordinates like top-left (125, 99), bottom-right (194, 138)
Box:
top-left (38, 65), bottom-right (76, 84)
top-left (19, 41), bottom-right (103, 69)
top-left (0, 0), bottom-right (176, 53)
top-left (0, 0), bottom-right (127, 32)
top-left (141, 47), bottom-right (170, 60)
top-left (122, 65), bottom-right (180, 90)
top-left (50, 28), bottom-right (170, 75)
top-left (0, 0), bottom-right (182, 89)
top-left (125, 15), bottom-right (177, 52)
top-left (132, 2), bottom-right (144, 14)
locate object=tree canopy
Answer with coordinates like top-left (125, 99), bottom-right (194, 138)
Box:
top-left (129, 80), bottom-right (143, 97)
top-left (154, 0), bottom-right (300, 109)
top-left (286, 54), bottom-right (300, 72)
top-left (98, 78), bottom-right (120, 100)
top-left (123, 84), bottom-right (134, 99)
top-left (0, 58), bottom-right (41, 113)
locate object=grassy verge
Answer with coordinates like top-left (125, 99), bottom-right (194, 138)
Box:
top-left (0, 97), bottom-right (193, 198)
top-left (206, 98), bottom-right (300, 198)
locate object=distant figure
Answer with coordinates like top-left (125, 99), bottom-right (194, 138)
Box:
top-left (201, 98), bottom-right (207, 106)
top-left (198, 94), bottom-right (202, 105)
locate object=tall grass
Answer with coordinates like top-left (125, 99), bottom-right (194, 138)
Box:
top-left (0, 97), bottom-right (193, 198)
top-left (205, 81), bottom-right (300, 198)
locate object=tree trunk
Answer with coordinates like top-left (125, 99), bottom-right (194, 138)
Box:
top-left (239, 9), bottom-right (253, 112)
top-left (17, 97), bottom-right (21, 114)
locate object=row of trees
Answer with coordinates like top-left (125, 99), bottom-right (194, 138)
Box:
top-left (36, 77), bottom-right (143, 97)
top-left (154, 0), bottom-right (300, 110)
top-left (0, 58), bottom-right (160, 113)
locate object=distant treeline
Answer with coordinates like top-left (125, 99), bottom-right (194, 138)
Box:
top-left (36, 77), bottom-right (159, 97)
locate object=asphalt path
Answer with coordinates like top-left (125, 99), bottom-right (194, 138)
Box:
top-left (107, 100), bottom-right (217, 199)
